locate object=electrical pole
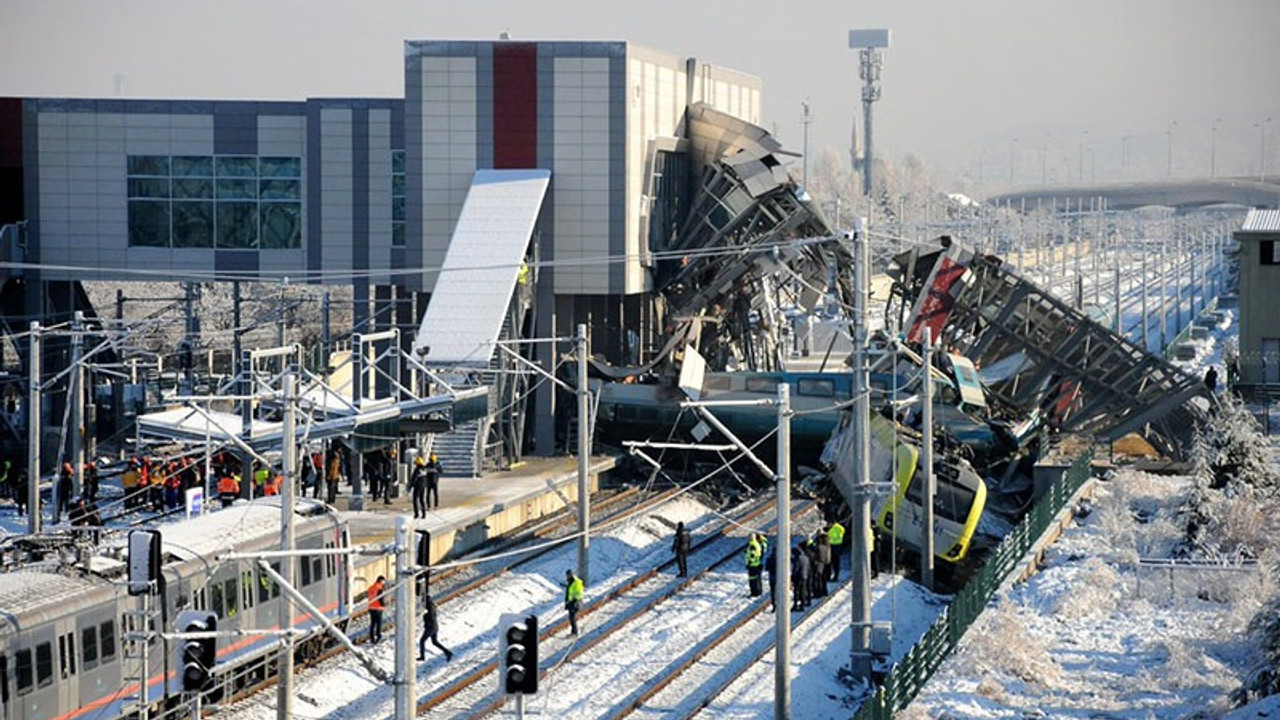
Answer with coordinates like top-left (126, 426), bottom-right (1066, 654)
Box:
top-left (394, 516), bottom-right (416, 719)
top-left (577, 323), bottom-right (591, 584)
top-left (278, 372), bottom-right (296, 720)
top-left (921, 327), bottom-right (935, 592)
top-left (71, 311), bottom-right (85, 503)
top-left (801, 100), bottom-right (812, 190)
top-left (774, 382), bottom-right (791, 720)
top-left (27, 321), bottom-right (41, 535)
top-left (240, 349), bottom-right (254, 502)
top-left (350, 334), bottom-right (364, 511)
top-left (850, 217), bottom-right (873, 679)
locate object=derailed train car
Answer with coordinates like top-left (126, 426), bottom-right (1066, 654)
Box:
top-left (0, 498), bottom-right (350, 720)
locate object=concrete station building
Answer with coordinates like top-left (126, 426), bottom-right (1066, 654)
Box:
top-left (0, 39), bottom-right (765, 457)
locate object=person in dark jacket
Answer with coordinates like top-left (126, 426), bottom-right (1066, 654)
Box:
top-left (425, 454), bottom-right (442, 509)
top-left (417, 594), bottom-right (453, 662)
top-left (764, 545), bottom-right (778, 612)
top-left (410, 456), bottom-right (428, 518)
top-left (813, 532), bottom-right (831, 597)
top-left (791, 545), bottom-right (811, 611)
top-left (672, 521), bottom-right (691, 577)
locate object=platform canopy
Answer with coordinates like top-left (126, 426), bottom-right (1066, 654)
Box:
top-left (413, 168), bottom-right (551, 366)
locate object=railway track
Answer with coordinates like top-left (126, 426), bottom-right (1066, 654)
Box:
top-left (196, 485), bottom-right (678, 717)
top-left (416, 496), bottom-right (821, 719)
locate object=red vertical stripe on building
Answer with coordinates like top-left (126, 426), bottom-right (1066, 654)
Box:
top-left (493, 44), bottom-right (538, 169)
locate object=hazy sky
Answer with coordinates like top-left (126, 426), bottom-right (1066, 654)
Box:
top-left (3, 0), bottom-right (1279, 188)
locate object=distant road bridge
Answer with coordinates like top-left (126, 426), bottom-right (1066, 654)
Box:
top-left (987, 177), bottom-right (1280, 212)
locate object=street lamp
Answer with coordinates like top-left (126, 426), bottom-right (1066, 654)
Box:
top-left (1211, 118), bottom-right (1221, 177)
top-left (1166, 120), bottom-right (1178, 178)
top-left (1258, 118), bottom-right (1274, 182)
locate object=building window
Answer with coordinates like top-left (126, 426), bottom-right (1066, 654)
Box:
top-left (392, 150), bottom-right (406, 247)
top-left (1262, 240), bottom-right (1279, 265)
top-left (127, 154), bottom-right (301, 249)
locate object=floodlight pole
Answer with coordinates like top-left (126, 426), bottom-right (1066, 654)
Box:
top-left (27, 321), bottom-right (41, 535)
top-left (850, 30), bottom-right (890, 197)
top-left (577, 324), bottom-right (591, 585)
top-left (277, 372), bottom-right (296, 720)
top-left (850, 217), bottom-right (873, 679)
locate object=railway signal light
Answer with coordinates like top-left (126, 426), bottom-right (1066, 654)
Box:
top-left (177, 611), bottom-right (217, 693)
top-left (498, 613), bottom-right (538, 695)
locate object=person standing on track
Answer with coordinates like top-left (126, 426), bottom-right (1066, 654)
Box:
top-left (672, 521), bottom-right (691, 577)
top-left (417, 593), bottom-right (453, 662)
top-left (826, 520), bottom-right (845, 582)
top-left (564, 569), bottom-right (584, 636)
top-left (745, 533), bottom-right (764, 597)
top-left (368, 575), bottom-right (387, 644)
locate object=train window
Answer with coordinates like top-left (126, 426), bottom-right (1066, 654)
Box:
top-left (704, 376), bottom-right (732, 391)
top-left (224, 579), bottom-right (238, 618)
top-left (1, 653), bottom-right (9, 705)
top-left (241, 571), bottom-right (256, 610)
top-left (15, 649), bottom-right (31, 694)
top-left (904, 469), bottom-right (978, 524)
top-left (271, 562), bottom-right (281, 598)
top-left (745, 377), bottom-right (780, 394)
top-left (311, 556), bottom-right (324, 584)
top-left (258, 568), bottom-right (272, 603)
top-left (300, 556), bottom-right (312, 586)
top-left (796, 378), bottom-right (835, 397)
top-left (82, 627), bottom-right (99, 669)
top-left (211, 583), bottom-right (224, 618)
top-left (100, 621), bottom-right (116, 662)
top-left (58, 632), bottom-right (75, 678)
top-left (326, 542), bottom-right (336, 577)
top-left (35, 642), bottom-right (52, 688)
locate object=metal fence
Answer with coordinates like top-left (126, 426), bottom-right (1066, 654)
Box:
top-left (851, 451), bottom-right (1094, 719)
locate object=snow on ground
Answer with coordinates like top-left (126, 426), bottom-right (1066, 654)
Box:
top-left (904, 468), bottom-right (1269, 719)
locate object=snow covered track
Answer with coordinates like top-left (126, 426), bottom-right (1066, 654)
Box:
top-left (418, 498), bottom-right (818, 719)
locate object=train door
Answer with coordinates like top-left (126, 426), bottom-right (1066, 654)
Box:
top-left (53, 618), bottom-right (78, 719)
top-left (12, 626), bottom-right (56, 720)
top-left (75, 610), bottom-right (119, 719)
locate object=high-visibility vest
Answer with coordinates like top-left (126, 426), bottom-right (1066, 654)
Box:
top-left (828, 522), bottom-right (846, 546)
top-left (745, 538), bottom-right (762, 568)
top-left (565, 576), bottom-right (584, 603)
top-left (368, 581), bottom-right (386, 610)
top-left (218, 475), bottom-right (239, 495)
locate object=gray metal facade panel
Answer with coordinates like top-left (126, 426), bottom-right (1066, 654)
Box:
top-left (353, 108), bottom-right (369, 273)
top-left (22, 101), bottom-right (39, 265)
top-left (537, 45), bottom-right (555, 271)
top-left (476, 47), bottom-right (494, 170)
top-left (609, 51), bottom-right (626, 292)
top-left (404, 55), bottom-right (423, 291)
top-left (214, 110), bottom-right (257, 155)
top-left (306, 101), bottom-right (323, 276)
top-left (216, 249), bottom-right (259, 275)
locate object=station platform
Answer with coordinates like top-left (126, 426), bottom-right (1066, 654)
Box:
top-left (340, 455), bottom-right (618, 586)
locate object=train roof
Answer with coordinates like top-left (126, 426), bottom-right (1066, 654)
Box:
top-left (0, 571), bottom-right (107, 622)
top-left (102, 497), bottom-right (338, 564)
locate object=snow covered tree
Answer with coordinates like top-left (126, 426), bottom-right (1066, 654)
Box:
top-left (1232, 557), bottom-right (1280, 706)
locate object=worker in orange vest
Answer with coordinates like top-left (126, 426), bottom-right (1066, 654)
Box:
top-left (368, 575), bottom-right (387, 644)
top-left (217, 471), bottom-right (240, 508)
